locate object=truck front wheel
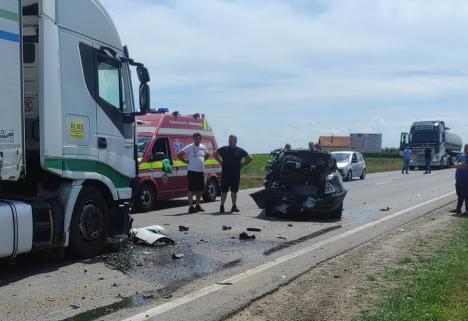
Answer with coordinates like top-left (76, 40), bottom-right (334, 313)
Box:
top-left (69, 186), bottom-right (110, 258)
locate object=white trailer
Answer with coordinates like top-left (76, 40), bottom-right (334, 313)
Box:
top-left (0, 0), bottom-right (149, 259)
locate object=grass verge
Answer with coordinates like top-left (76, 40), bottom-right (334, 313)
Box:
top-left (353, 217), bottom-right (468, 321)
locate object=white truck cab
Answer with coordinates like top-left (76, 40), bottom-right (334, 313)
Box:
top-left (0, 0), bottom-right (150, 258)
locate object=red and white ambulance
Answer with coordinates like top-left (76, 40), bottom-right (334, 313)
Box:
top-left (135, 110), bottom-right (221, 211)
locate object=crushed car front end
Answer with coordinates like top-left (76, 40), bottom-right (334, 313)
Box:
top-left (251, 150), bottom-right (347, 219)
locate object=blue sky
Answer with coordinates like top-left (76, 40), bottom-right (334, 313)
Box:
top-left (102, 0), bottom-right (468, 153)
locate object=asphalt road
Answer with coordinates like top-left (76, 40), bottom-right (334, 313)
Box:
top-left (0, 169), bottom-right (457, 321)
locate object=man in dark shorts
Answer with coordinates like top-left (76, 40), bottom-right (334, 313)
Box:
top-left (177, 133), bottom-right (210, 213)
top-left (214, 135), bottom-right (253, 213)
top-left (450, 144), bottom-right (468, 214)
top-left (424, 146), bottom-right (432, 174)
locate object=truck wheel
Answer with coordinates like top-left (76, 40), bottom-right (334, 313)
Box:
top-left (203, 179), bottom-right (218, 202)
top-left (137, 183), bottom-right (156, 212)
top-left (69, 186), bottom-right (110, 258)
top-left (330, 204), bottom-right (343, 220)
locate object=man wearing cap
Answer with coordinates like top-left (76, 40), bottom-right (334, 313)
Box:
top-left (450, 144), bottom-right (468, 215)
top-left (177, 133), bottom-right (210, 213)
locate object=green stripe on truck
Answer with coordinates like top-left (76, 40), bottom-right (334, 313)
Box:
top-left (0, 9), bottom-right (19, 22)
top-left (44, 158), bottom-right (131, 188)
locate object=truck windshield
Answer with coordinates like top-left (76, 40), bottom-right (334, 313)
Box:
top-left (410, 131), bottom-right (438, 144)
top-left (332, 153), bottom-right (351, 162)
top-left (137, 136), bottom-right (151, 158)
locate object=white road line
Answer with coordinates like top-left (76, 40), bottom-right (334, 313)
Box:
top-left (376, 181), bottom-right (393, 185)
top-left (121, 191), bottom-right (455, 321)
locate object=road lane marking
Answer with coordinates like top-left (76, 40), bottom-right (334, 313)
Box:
top-left (121, 191), bottom-right (455, 321)
top-left (376, 181), bottom-right (392, 185)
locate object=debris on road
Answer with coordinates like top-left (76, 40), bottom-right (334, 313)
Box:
top-left (380, 207), bottom-right (391, 212)
top-left (216, 282), bottom-right (234, 285)
top-left (277, 236), bottom-right (287, 240)
top-left (178, 225), bottom-right (190, 232)
top-left (239, 232), bottom-right (256, 240)
top-left (69, 304), bottom-right (80, 310)
top-left (247, 227), bottom-right (262, 232)
top-left (132, 225), bottom-right (175, 246)
top-left (222, 225), bottom-right (232, 231)
top-left (288, 224), bottom-right (293, 227)
top-left (172, 253), bottom-right (184, 259)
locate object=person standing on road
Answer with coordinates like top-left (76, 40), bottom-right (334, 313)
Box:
top-left (424, 146), bottom-right (432, 174)
top-left (309, 142), bottom-right (316, 152)
top-left (177, 133), bottom-right (210, 213)
top-left (214, 135), bottom-right (253, 213)
top-left (450, 144), bottom-right (468, 214)
top-left (402, 145), bottom-right (412, 174)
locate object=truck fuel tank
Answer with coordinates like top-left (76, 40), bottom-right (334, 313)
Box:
top-left (0, 201), bottom-right (33, 258)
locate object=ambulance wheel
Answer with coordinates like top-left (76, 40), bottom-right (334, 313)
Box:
top-left (69, 186), bottom-right (110, 258)
top-left (203, 179), bottom-right (218, 202)
top-left (137, 183), bottom-right (156, 212)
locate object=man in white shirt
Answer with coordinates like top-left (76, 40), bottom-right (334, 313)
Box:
top-left (177, 133), bottom-right (210, 213)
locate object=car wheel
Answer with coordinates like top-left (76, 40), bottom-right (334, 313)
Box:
top-left (346, 170), bottom-right (353, 181)
top-left (330, 203), bottom-right (343, 220)
top-left (203, 179), bottom-right (218, 202)
top-left (360, 169), bottom-right (366, 180)
top-left (409, 166), bottom-right (415, 171)
top-left (69, 186), bottom-right (110, 258)
top-left (137, 183), bottom-right (156, 212)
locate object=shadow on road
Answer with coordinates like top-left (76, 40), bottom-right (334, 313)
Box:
top-left (0, 254), bottom-right (101, 287)
top-left (255, 210), bottom-right (341, 223)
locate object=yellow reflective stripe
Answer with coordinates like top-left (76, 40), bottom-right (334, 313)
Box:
top-left (139, 161), bottom-right (163, 170)
top-left (140, 159), bottom-right (220, 170)
top-left (205, 159), bottom-right (220, 165)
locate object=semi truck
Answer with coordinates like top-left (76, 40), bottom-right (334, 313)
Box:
top-left (400, 121), bottom-right (462, 170)
top-left (0, 0), bottom-right (150, 259)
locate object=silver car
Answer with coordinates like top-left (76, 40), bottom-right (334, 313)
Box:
top-left (331, 151), bottom-right (367, 181)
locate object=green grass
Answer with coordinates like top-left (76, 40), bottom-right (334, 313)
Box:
top-left (353, 218), bottom-right (468, 321)
top-left (239, 154), bottom-right (403, 189)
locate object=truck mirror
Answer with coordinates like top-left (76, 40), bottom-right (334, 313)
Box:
top-left (137, 66), bottom-right (150, 83)
top-left (139, 83), bottom-right (150, 115)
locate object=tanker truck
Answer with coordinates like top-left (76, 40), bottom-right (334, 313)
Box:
top-left (400, 121), bottom-right (462, 170)
top-left (0, 0), bottom-right (150, 259)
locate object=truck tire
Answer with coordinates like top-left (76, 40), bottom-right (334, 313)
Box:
top-left (203, 179), bottom-right (218, 202)
top-left (137, 183), bottom-right (156, 212)
top-left (69, 186), bottom-right (110, 258)
top-left (330, 203), bottom-right (343, 220)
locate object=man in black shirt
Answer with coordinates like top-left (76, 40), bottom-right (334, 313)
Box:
top-left (214, 135), bottom-right (253, 213)
top-left (424, 147), bottom-right (432, 174)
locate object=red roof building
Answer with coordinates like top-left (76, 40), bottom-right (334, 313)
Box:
top-left (318, 136), bottom-right (350, 152)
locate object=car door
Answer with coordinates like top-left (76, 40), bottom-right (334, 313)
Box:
top-left (93, 45), bottom-right (135, 194)
top-left (150, 137), bottom-right (179, 199)
top-left (351, 153), bottom-right (359, 177)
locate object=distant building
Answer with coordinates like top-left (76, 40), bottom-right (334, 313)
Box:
top-left (319, 136), bottom-right (350, 152)
top-left (350, 133), bottom-right (382, 153)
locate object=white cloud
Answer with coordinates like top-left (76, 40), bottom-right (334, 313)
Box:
top-left (102, 0), bottom-right (468, 152)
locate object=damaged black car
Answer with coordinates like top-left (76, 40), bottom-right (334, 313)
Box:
top-left (250, 150), bottom-right (347, 219)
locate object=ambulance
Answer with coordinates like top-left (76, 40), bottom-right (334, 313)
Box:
top-left (135, 110), bottom-right (221, 211)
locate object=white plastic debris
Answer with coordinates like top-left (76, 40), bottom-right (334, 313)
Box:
top-left (132, 225), bottom-right (175, 246)
top-left (303, 196), bottom-right (316, 209)
top-left (274, 203), bottom-right (289, 214)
